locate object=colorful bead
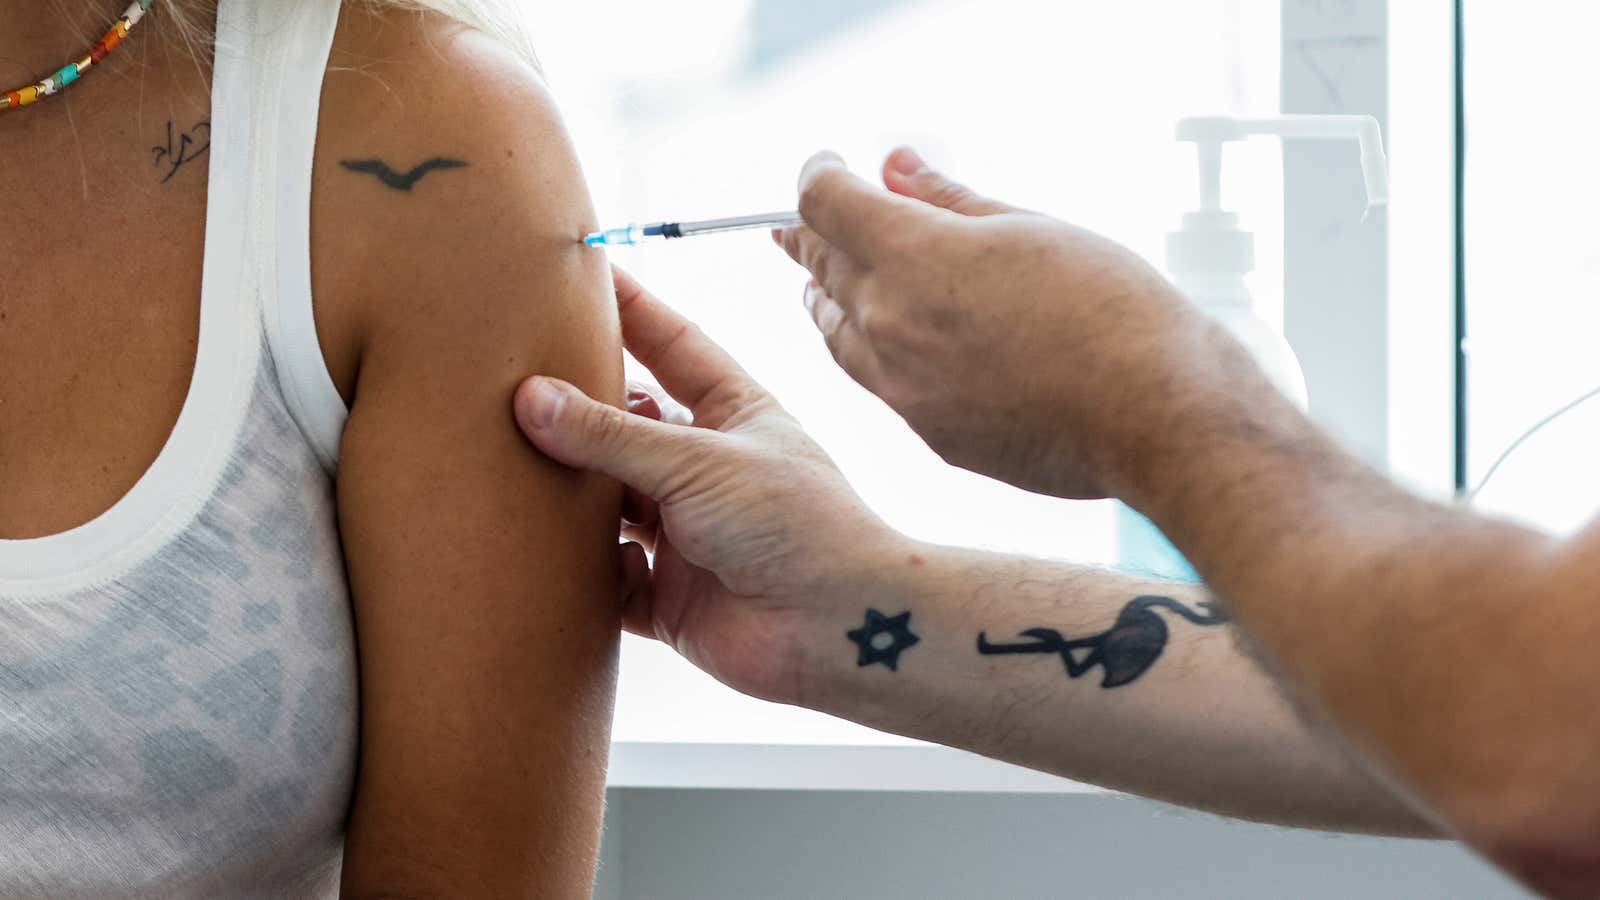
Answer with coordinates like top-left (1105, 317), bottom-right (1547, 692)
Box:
top-left (1, 0), bottom-right (158, 115)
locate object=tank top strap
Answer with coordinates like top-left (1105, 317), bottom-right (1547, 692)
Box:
top-left (233, 0), bottom-right (349, 473)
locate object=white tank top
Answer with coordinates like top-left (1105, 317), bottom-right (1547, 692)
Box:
top-left (0, 0), bottom-right (357, 896)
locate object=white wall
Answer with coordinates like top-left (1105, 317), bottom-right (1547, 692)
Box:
top-left (596, 789), bottom-right (1528, 899)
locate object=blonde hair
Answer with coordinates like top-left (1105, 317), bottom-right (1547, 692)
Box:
top-left (367, 0), bottom-right (538, 66)
top-left (158, 0), bottom-right (538, 68)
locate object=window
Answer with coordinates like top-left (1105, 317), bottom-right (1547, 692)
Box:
top-left (1461, 2), bottom-right (1600, 535)
top-left (528, 0), bottom-right (1284, 749)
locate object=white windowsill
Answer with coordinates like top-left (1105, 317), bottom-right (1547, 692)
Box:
top-left (606, 741), bottom-right (1108, 794)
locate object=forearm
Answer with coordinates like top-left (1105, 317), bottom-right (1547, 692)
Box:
top-left (798, 541), bottom-right (1433, 835)
top-left (1132, 384), bottom-right (1600, 882)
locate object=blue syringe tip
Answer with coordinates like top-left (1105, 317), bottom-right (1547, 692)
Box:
top-left (583, 225), bottom-right (642, 247)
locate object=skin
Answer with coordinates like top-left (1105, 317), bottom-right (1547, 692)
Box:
top-left (0, 0), bottom-right (214, 539)
top-left (518, 151), bottom-right (1600, 899)
top-left (4, 4), bottom-right (621, 897)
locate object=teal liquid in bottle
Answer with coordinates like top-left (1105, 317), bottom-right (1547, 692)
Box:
top-left (1114, 503), bottom-right (1200, 583)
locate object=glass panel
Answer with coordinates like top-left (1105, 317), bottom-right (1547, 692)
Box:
top-left (527, 0), bottom-right (1283, 745)
top-left (1462, 2), bottom-right (1600, 534)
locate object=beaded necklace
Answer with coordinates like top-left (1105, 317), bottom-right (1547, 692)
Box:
top-left (1, 0), bottom-right (159, 113)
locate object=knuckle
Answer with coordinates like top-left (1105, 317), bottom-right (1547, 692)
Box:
top-left (819, 264), bottom-right (857, 303)
top-left (800, 240), bottom-right (831, 281)
top-left (726, 380), bottom-right (771, 414)
top-left (661, 433), bottom-right (735, 496)
top-left (584, 404), bottom-right (632, 453)
top-left (935, 180), bottom-right (974, 208)
top-left (639, 320), bottom-right (698, 371)
top-left (780, 227), bottom-right (805, 261)
top-left (797, 174), bottom-right (834, 221)
top-left (704, 378), bottom-right (771, 424)
top-left (855, 305), bottom-right (901, 348)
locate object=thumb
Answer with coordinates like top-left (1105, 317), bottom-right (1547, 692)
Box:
top-left (796, 150), bottom-right (917, 263)
top-left (881, 146), bottom-right (1013, 217)
top-left (515, 376), bottom-right (700, 500)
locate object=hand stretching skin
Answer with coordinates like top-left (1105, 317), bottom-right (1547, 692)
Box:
top-left (513, 267), bottom-right (1429, 836)
top-left (519, 267), bottom-right (896, 705)
top-left (774, 147), bottom-right (1287, 500)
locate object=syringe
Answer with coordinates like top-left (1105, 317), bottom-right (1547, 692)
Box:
top-left (583, 210), bottom-right (804, 247)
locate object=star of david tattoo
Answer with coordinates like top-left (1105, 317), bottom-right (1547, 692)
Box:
top-left (846, 608), bottom-right (921, 672)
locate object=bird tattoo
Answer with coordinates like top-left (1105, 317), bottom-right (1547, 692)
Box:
top-left (977, 596), bottom-right (1229, 688)
top-left (339, 157), bottom-right (469, 191)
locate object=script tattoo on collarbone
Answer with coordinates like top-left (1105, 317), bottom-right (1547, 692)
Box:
top-left (339, 157), bottom-right (469, 191)
top-left (977, 596), bottom-right (1229, 688)
top-left (152, 120), bottom-right (210, 183)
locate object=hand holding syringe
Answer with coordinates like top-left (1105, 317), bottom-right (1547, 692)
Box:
top-left (583, 211), bottom-right (803, 247)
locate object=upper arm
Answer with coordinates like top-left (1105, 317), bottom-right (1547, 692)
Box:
top-left (314, 15), bottom-right (622, 896)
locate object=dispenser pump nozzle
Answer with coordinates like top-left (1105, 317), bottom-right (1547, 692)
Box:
top-left (1175, 114), bottom-right (1390, 213)
top-left (1165, 114), bottom-right (1389, 290)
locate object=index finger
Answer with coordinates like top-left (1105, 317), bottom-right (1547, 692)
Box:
top-left (794, 151), bottom-right (920, 264)
top-left (612, 266), bottom-right (765, 419)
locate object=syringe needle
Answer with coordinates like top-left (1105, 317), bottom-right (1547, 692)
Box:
top-left (584, 210), bottom-right (804, 247)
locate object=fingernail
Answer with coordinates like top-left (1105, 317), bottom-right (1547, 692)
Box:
top-left (626, 389), bottom-right (657, 413)
top-left (799, 150), bottom-right (845, 188)
top-left (889, 147), bottom-right (927, 176)
top-left (803, 280), bottom-right (819, 313)
top-left (519, 378), bottom-right (567, 430)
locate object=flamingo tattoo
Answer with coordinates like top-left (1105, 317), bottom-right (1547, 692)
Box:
top-left (977, 596), bottom-right (1229, 688)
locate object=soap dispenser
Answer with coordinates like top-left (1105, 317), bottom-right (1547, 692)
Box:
top-left (1114, 114), bottom-right (1390, 582)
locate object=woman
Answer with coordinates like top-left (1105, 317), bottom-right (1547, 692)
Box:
top-left (0, 0), bottom-right (622, 896)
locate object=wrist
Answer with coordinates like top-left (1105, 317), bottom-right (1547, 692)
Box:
top-left (1106, 325), bottom-right (1302, 513)
top-left (788, 537), bottom-right (974, 728)
top-left (785, 533), bottom-right (936, 707)
top-left (1114, 382), bottom-right (1355, 578)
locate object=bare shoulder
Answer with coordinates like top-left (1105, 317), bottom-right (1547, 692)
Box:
top-left (313, 17), bottom-right (623, 895)
top-left (310, 6), bottom-right (603, 401)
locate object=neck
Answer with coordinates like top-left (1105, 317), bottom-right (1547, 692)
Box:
top-left (0, 1), bottom-right (215, 131)
top-left (0, 1), bottom-right (136, 86)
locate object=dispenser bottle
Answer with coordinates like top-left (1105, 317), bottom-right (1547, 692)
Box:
top-left (1114, 115), bottom-right (1389, 581)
